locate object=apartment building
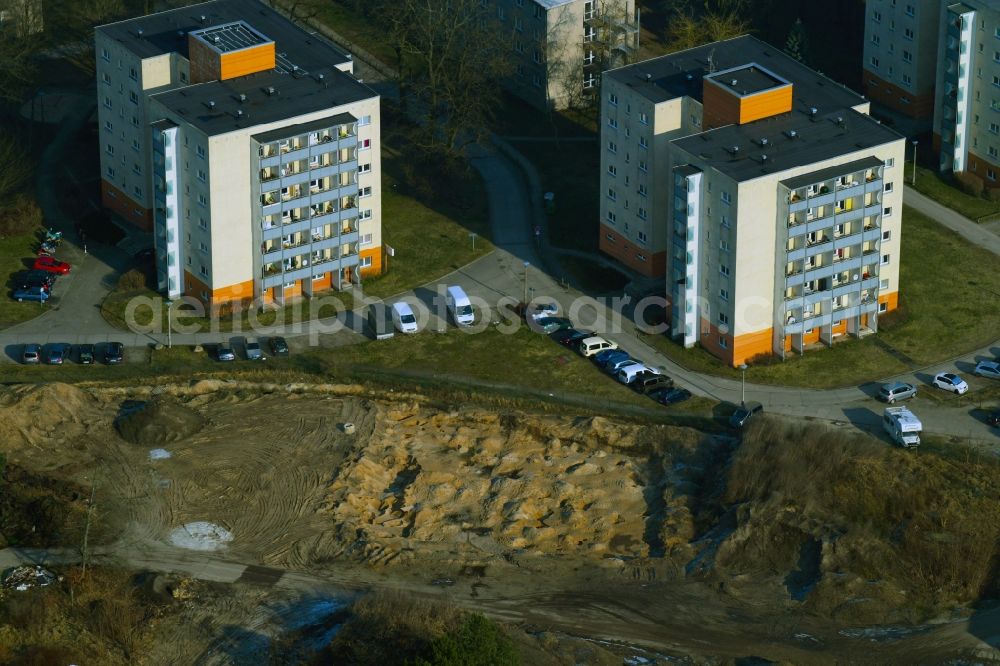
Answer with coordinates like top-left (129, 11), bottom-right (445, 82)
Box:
top-left (862, 0), bottom-right (939, 121)
top-left (96, 0), bottom-right (382, 309)
top-left (600, 36), bottom-right (905, 366)
top-left (932, 0), bottom-right (1000, 184)
top-left (497, 0), bottom-right (638, 110)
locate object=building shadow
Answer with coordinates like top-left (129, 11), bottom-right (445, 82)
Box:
top-left (855, 381), bottom-right (884, 400)
top-left (913, 371), bottom-right (936, 387)
top-left (841, 406), bottom-right (882, 438)
top-left (955, 359), bottom-right (979, 374)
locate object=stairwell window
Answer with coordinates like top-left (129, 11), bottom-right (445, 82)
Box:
top-left (638, 159), bottom-right (647, 172)
top-left (360, 233), bottom-right (373, 246)
top-left (360, 209), bottom-right (372, 220)
top-left (882, 230), bottom-right (891, 241)
top-left (608, 117), bottom-right (618, 129)
top-left (608, 165), bottom-right (617, 176)
top-left (720, 264), bottom-right (730, 277)
top-left (637, 207), bottom-right (647, 220)
top-left (881, 254), bottom-right (891, 265)
top-left (359, 139), bottom-right (371, 151)
top-left (607, 211), bottom-right (616, 225)
top-left (608, 188), bottom-right (617, 201)
top-left (608, 140), bottom-right (617, 153)
top-left (638, 112), bottom-right (648, 125)
top-left (608, 93), bottom-right (618, 106)
top-left (359, 186), bottom-right (372, 198)
top-left (639, 137), bottom-right (648, 149)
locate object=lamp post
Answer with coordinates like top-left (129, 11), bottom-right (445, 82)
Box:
top-left (523, 261), bottom-right (530, 305)
top-left (165, 299), bottom-right (173, 348)
top-left (911, 139), bottom-right (918, 186)
top-left (739, 363), bottom-right (748, 406)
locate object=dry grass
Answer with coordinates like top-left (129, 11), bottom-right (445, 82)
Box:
top-left (723, 418), bottom-right (1000, 615)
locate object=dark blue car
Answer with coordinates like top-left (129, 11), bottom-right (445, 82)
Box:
top-left (13, 286), bottom-right (49, 302)
top-left (594, 349), bottom-right (630, 369)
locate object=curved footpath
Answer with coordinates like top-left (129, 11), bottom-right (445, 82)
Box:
top-left (1, 65), bottom-right (997, 444)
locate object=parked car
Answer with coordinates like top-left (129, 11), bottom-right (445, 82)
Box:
top-left (44, 345), bottom-right (65, 365)
top-left (877, 381), bottom-right (917, 404)
top-left (15, 276), bottom-right (52, 292)
top-left (525, 300), bottom-right (559, 321)
top-left (594, 349), bottom-right (630, 369)
top-left (550, 328), bottom-right (582, 345)
top-left (632, 373), bottom-right (674, 394)
top-left (730, 402), bottom-right (764, 428)
top-left (555, 330), bottom-right (592, 348)
top-left (392, 301), bottom-right (419, 333)
top-left (33, 256), bottom-right (70, 274)
top-left (216, 345), bottom-right (236, 362)
top-left (615, 363), bottom-right (657, 385)
top-left (534, 317), bottom-right (573, 334)
top-left (932, 372), bottom-right (969, 395)
top-left (245, 339), bottom-right (265, 361)
top-left (974, 360), bottom-right (1000, 380)
top-left (605, 357), bottom-right (639, 375)
top-left (77, 344), bottom-right (94, 365)
top-left (577, 336), bottom-right (617, 357)
top-left (650, 387), bottom-right (692, 406)
top-left (105, 342), bottom-right (124, 364)
top-left (989, 410), bottom-right (1000, 427)
top-left (22, 343), bottom-right (40, 364)
top-left (12, 286), bottom-right (49, 302)
top-left (269, 336), bottom-right (289, 356)
top-left (18, 270), bottom-right (57, 287)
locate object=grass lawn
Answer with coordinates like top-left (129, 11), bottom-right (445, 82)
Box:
top-left (0, 230), bottom-right (50, 330)
top-left (649, 207), bottom-right (1000, 388)
top-left (312, 2), bottom-right (399, 67)
top-left (909, 162), bottom-right (1000, 221)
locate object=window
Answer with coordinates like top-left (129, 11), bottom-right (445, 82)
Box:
top-left (201, 266), bottom-right (209, 278)
top-left (721, 215), bottom-right (730, 228)
top-left (607, 211), bottom-right (616, 225)
top-left (718, 312), bottom-right (729, 325)
top-left (101, 47), bottom-right (111, 61)
top-left (991, 122), bottom-right (1000, 135)
top-left (534, 4), bottom-right (542, 18)
top-left (885, 157), bottom-right (895, 168)
top-left (882, 230), bottom-right (891, 241)
top-left (608, 93), bottom-right (618, 106)
top-left (607, 188), bottom-right (617, 201)
top-left (359, 163), bottom-right (371, 174)
top-left (532, 50), bottom-right (541, 64)
top-left (497, 6), bottom-right (505, 20)
top-left (105, 143), bottom-right (114, 156)
top-left (638, 183), bottom-right (647, 197)
top-left (360, 256), bottom-right (373, 268)
top-left (884, 182), bottom-right (894, 193)
top-left (883, 206), bottom-right (893, 217)
top-left (198, 241), bottom-right (208, 253)
top-left (990, 168), bottom-right (998, 181)
top-left (871, 34), bottom-right (880, 46)
top-left (721, 191), bottom-right (732, 205)
top-left (196, 145), bottom-right (206, 158)
top-left (198, 193), bottom-right (208, 206)
top-left (360, 209), bottom-right (373, 220)
top-left (719, 239), bottom-right (730, 251)
top-left (515, 40), bottom-right (524, 54)
top-left (992, 146), bottom-right (999, 158)
top-left (607, 140), bottom-right (617, 153)
top-left (720, 264), bottom-right (730, 277)
top-left (608, 165), bottom-right (617, 176)
top-left (132, 163), bottom-right (142, 175)
top-left (870, 56), bottom-right (879, 69)
top-left (102, 72), bottom-right (111, 85)
top-left (719, 337), bottom-right (728, 349)
top-left (904, 28), bottom-right (913, 40)
top-left (905, 3), bottom-right (914, 17)
top-left (360, 233), bottom-right (373, 246)
top-left (103, 96), bottom-right (112, 109)
top-left (194, 168), bottom-right (206, 182)
top-left (881, 253), bottom-right (890, 265)
top-left (199, 217), bottom-right (208, 230)
top-left (359, 186), bottom-right (372, 198)
top-left (719, 288), bottom-right (729, 301)
top-left (638, 137), bottom-right (648, 149)
top-left (358, 115), bottom-right (372, 126)
top-left (902, 50), bottom-right (912, 63)
top-left (872, 10), bottom-right (881, 23)
top-left (532, 74), bottom-right (541, 88)
top-left (638, 159), bottom-right (647, 172)
top-left (129, 66), bottom-right (138, 81)
top-left (359, 138), bottom-right (371, 150)
top-left (638, 112), bottom-right (648, 125)
top-left (133, 185), bottom-right (142, 198)
top-left (637, 207), bottom-right (647, 220)
top-left (129, 91), bottom-right (139, 105)
top-left (608, 117), bottom-right (618, 129)
top-left (902, 74), bottom-right (912, 86)
top-left (104, 120), bottom-right (113, 131)
top-left (636, 230), bottom-right (648, 244)
top-left (106, 166), bottom-right (115, 178)
top-left (131, 115), bottom-right (139, 127)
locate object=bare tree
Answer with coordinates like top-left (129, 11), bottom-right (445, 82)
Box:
top-left (666, 0), bottom-right (749, 52)
top-left (388, 0), bottom-right (514, 156)
top-left (264, 0), bottom-right (326, 23)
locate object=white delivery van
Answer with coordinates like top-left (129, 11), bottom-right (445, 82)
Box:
top-left (883, 406), bottom-right (922, 448)
top-left (392, 301), bottom-right (419, 333)
top-left (445, 285), bottom-right (475, 327)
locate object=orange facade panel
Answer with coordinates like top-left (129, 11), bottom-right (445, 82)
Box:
top-left (738, 86), bottom-right (793, 125)
top-left (878, 291), bottom-right (899, 312)
top-left (360, 246), bottom-right (384, 277)
top-left (220, 42), bottom-right (276, 80)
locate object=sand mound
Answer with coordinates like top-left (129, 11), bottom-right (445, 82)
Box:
top-left (116, 399), bottom-right (206, 446)
top-left (0, 383), bottom-right (98, 451)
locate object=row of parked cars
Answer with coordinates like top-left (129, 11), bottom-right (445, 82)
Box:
top-left (22, 342), bottom-right (123, 365)
top-left (11, 257), bottom-right (71, 303)
top-left (213, 336), bottom-right (288, 362)
top-left (526, 303), bottom-right (692, 408)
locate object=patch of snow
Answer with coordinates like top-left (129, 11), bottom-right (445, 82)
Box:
top-left (624, 657), bottom-right (653, 666)
top-left (149, 448), bottom-right (171, 460)
top-left (169, 521), bottom-right (233, 551)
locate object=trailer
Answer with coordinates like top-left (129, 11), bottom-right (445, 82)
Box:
top-left (883, 406), bottom-right (922, 448)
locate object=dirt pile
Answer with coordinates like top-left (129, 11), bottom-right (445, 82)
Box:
top-left (115, 399), bottom-right (206, 446)
top-left (0, 383), bottom-right (99, 453)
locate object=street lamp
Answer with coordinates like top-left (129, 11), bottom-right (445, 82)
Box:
top-left (523, 261), bottom-right (530, 305)
top-left (165, 299), bottom-right (173, 348)
top-left (911, 139), bottom-right (919, 186)
top-left (739, 363), bottom-right (748, 406)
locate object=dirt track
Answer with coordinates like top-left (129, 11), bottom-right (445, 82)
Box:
top-left (2, 381), bottom-right (999, 663)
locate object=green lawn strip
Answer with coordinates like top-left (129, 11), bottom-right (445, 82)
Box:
top-left (646, 207), bottom-right (1000, 389)
top-left (908, 162), bottom-right (1000, 221)
top-left (0, 230), bottom-right (51, 329)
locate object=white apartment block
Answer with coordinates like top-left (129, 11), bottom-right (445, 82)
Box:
top-left (96, 0), bottom-right (383, 309)
top-left (862, 0), bottom-right (939, 121)
top-left (600, 36), bottom-right (905, 366)
top-left (495, 0), bottom-right (638, 110)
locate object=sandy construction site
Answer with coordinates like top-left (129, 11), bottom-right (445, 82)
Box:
top-left (3, 381), bottom-right (1000, 663)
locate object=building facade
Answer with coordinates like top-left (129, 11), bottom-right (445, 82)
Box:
top-left (600, 36), bottom-right (905, 366)
top-left (96, 1), bottom-right (382, 310)
top-left (497, 0), bottom-right (638, 110)
top-left (862, 0), bottom-right (939, 121)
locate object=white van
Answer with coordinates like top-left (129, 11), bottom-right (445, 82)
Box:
top-left (615, 363), bottom-right (657, 385)
top-left (392, 301), bottom-right (419, 333)
top-left (578, 336), bottom-right (617, 357)
top-left (445, 285), bottom-right (475, 327)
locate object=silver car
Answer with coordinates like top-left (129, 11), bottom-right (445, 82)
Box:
top-left (878, 381), bottom-right (917, 404)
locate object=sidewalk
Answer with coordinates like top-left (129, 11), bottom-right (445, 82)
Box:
top-left (904, 185), bottom-right (1000, 256)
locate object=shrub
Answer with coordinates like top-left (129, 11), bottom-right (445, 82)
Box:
top-left (117, 269), bottom-right (148, 291)
top-left (414, 614), bottom-right (519, 666)
top-left (986, 187), bottom-right (1000, 203)
top-left (954, 171), bottom-right (985, 198)
top-left (0, 193), bottom-right (42, 237)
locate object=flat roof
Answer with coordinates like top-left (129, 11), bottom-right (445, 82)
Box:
top-left (189, 20), bottom-right (271, 54)
top-left (671, 108), bottom-right (901, 182)
top-left (705, 63), bottom-right (789, 97)
top-left (151, 67), bottom-right (375, 136)
top-left (605, 35), bottom-right (863, 112)
top-left (96, 0), bottom-right (349, 68)
top-left (252, 111), bottom-right (356, 143)
top-left (781, 156), bottom-right (886, 190)
top-left (534, 0), bottom-right (577, 8)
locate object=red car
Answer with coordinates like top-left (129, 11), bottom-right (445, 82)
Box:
top-left (33, 256), bottom-right (70, 274)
